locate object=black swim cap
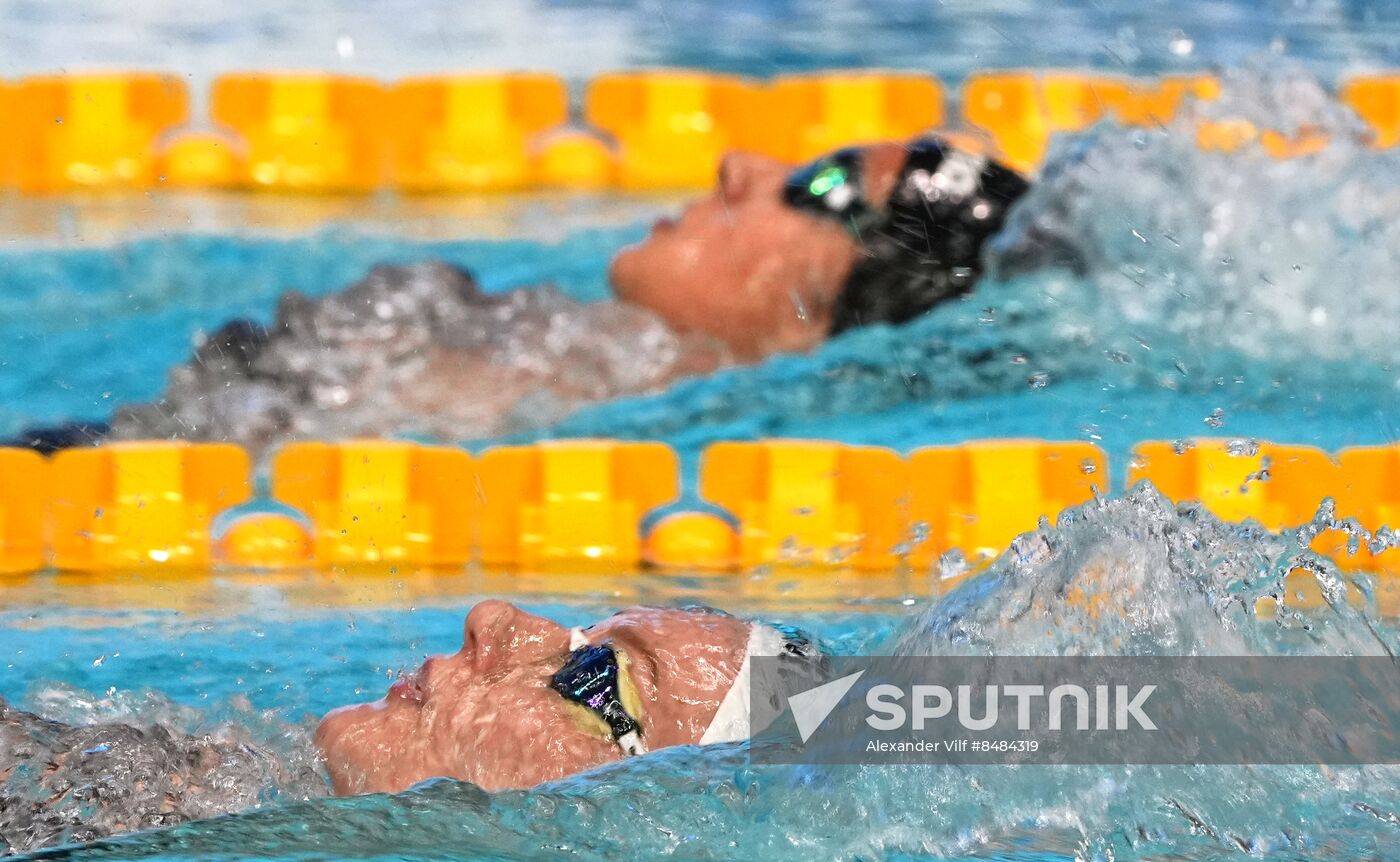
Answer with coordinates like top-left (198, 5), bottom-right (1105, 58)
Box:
top-left (784, 137), bottom-right (1030, 334)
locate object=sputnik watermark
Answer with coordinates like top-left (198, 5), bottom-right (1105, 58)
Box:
top-left (749, 656), bottom-right (1400, 765)
top-left (865, 683), bottom-right (1157, 731)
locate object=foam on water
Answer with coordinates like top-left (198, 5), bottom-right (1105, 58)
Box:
top-left (0, 688), bottom-right (325, 855)
top-left (104, 261), bottom-right (728, 459)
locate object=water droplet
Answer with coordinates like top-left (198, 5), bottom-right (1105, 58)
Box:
top-left (1204, 408), bottom-right (1226, 429)
top-left (1226, 438), bottom-right (1259, 457)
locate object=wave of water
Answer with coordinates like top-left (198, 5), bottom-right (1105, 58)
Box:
top-left (1, 687), bottom-right (325, 856)
top-left (103, 261), bottom-right (728, 460)
top-left (11, 485), bottom-right (1400, 861)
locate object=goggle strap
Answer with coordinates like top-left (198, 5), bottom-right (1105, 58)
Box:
top-left (617, 729), bottom-right (647, 756)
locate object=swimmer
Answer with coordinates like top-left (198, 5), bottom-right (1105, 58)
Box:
top-left (9, 137), bottom-right (1028, 455)
top-left (315, 601), bottom-right (820, 794)
top-left (0, 602), bottom-right (817, 851)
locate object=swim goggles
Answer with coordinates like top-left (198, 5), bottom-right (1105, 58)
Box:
top-left (551, 628), bottom-right (646, 756)
top-left (553, 623), bottom-right (823, 756)
top-left (782, 138), bottom-right (977, 238)
top-left (782, 146), bottom-right (882, 236)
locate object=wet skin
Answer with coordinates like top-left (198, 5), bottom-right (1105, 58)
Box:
top-left (315, 601), bottom-right (751, 794)
top-left (609, 144), bottom-right (910, 360)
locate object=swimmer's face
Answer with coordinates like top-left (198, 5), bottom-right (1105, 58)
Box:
top-left (610, 146), bottom-right (910, 360)
top-left (315, 600), bottom-right (750, 794)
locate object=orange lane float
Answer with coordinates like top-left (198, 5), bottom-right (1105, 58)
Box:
top-left (764, 71), bottom-right (944, 163)
top-left (1330, 444), bottom-right (1400, 574)
top-left (271, 440), bottom-right (475, 567)
top-left (0, 81), bottom-right (17, 188)
top-left (211, 72), bottom-right (388, 192)
top-left (10, 73), bottom-right (188, 192)
top-left (907, 439), bottom-right (1109, 568)
top-left (48, 442), bottom-right (251, 570)
top-left (154, 131), bottom-right (246, 189)
top-left (960, 72), bottom-right (1127, 173)
top-left (476, 440), bottom-right (679, 566)
top-left (698, 440), bottom-right (909, 570)
top-left (1105, 75), bottom-right (1220, 127)
top-left (1340, 75), bottom-right (1400, 148)
top-left (531, 129), bottom-right (618, 189)
top-left (6, 68), bottom-right (1400, 194)
top-left (0, 448), bottom-right (48, 574)
top-left (585, 70), bottom-right (765, 189)
top-left (961, 72), bottom-right (1222, 172)
top-left (216, 512), bottom-right (313, 570)
top-left (1123, 439), bottom-right (1388, 584)
top-left (1126, 439), bottom-right (1338, 530)
top-left (643, 511), bottom-right (740, 570)
top-left (6, 436), bottom-right (1399, 577)
top-left (389, 73), bottom-right (571, 191)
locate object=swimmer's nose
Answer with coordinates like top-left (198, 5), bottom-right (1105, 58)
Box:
top-left (461, 600), bottom-right (568, 672)
top-left (717, 152), bottom-right (787, 205)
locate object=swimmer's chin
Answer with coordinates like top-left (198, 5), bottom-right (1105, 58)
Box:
top-left (606, 244), bottom-right (644, 306)
top-left (316, 700), bottom-right (413, 796)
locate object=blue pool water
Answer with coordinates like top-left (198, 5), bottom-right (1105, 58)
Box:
top-left (7, 2), bottom-right (1400, 859)
top-left (0, 226), bottom-right (638, 437)
top-left (7, 0), bottom-right (1400, 87)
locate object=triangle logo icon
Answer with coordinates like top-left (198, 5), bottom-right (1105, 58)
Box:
top-left (788, 670), bottom-right (865, 743)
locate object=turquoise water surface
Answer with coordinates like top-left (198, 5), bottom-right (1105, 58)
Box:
top-left (5, 1), bottom-right (1400, 858)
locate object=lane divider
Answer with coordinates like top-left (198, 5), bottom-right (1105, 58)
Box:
top-left (0, 448), bottom-right (46, 574)
top-left (906, 440), bottom-right (1107, 568)
top-left (10, 73), bottom-right (188, 193)
top-left (270, 440), bottom-right (475, 566)
top-left (477, 440), bottom-right (678, 567)
top-left (0, 68), bottom-right (1392, 194)
top-left (48, 441), bottom-right (249, 570)
top-left (1, 437), bottom-right (1397, 575)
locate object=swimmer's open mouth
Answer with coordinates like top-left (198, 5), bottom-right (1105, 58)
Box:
top-left (389, 665), bottom-right (427, 703)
